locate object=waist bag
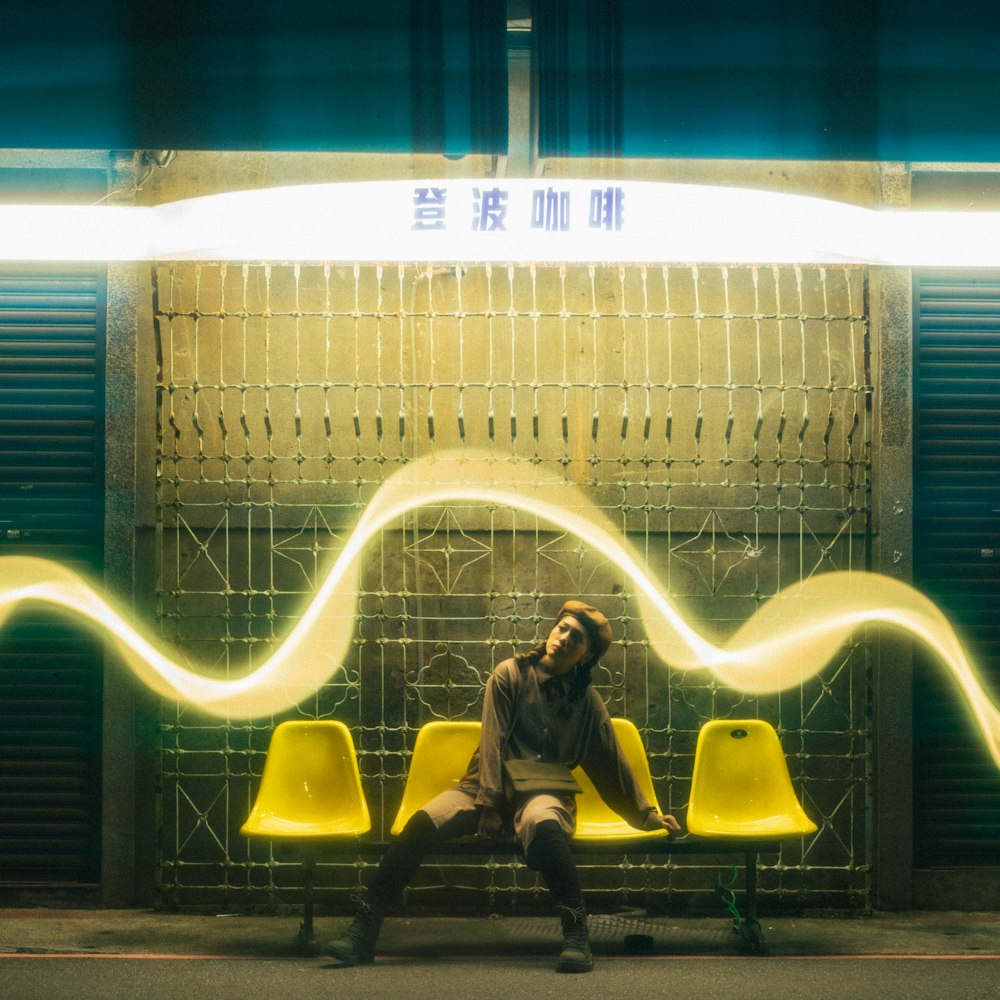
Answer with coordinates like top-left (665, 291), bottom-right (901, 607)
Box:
top-left (502, 759), bottom-right (582, 795)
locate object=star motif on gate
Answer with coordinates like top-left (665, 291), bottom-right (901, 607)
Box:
top-left (404, 508), bottom-right (492, 594)
top-left (272, 507), bottom-right (346, 590)
top-left (536, 532), bottom-right (612, 593)
top-left (669, 510), bottom-right (764, 596)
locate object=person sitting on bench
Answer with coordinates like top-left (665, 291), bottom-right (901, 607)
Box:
top-left (327, 600), bottom-right (681, 974)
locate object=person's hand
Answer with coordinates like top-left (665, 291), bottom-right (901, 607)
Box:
top-left (477, 806), bottom-right (506, 841)
top-left (643, 810), bottom-right (682, 833)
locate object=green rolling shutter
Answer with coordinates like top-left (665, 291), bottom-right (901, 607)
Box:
top-left (0, 267), bottom-right (106, 887)
top-left (913, 271), bottom-right (1000, 866)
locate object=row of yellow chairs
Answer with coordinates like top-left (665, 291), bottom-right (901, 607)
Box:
top-left (241, 717), bottom-right (816, 952)
top-left (242, 716), bottom-right (818, 847)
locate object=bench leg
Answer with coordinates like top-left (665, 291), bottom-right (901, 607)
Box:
top-left (739, 850), bottom-right (767, 956)
top-left (294, 849), bottom-right (318, 955)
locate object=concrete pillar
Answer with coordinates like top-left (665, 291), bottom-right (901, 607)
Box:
top-left (102, 151), bottom-right (160, 906)
top-left (870, 161), bottom-right (914, 909)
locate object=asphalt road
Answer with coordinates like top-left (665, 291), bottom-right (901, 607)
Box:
top-left (4, 953), bottom-right (1000, 1000)
top-left (3, 908), bottom-right (999, 1000)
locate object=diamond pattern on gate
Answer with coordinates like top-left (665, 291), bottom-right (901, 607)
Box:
top-left (173, 513), bottom-right (230, 590)
top-left (173, 781), bottom-right (229, 859)
top-left (799, 514), bottom-right (862, 579)
top-left (801, 644), bottom-right (859, 731)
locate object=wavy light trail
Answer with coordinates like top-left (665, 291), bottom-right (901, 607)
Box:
top-left (2, 452), bottom-right (999, 769)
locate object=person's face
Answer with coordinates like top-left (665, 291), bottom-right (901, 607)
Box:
top-left (539, 615), bottom-right (592, 676)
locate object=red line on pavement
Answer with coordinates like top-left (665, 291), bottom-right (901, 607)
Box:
top-left (0, 953), bottom-right (267, 961)
top-left (607, 954), bottom-right (1000, 962)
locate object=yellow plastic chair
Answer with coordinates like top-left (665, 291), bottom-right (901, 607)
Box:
top-left (686, 719), bottom-right (818, 839)
top-left (241, 720), bottom-right (371, 952)
top-left (392, 717), bottom-right (667, 844)
top-left (390, 720), bottom-right (482, 836)
top-left (572, 717), bottom-right (670, 843)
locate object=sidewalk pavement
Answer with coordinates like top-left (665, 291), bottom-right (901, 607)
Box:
top-left (0, 908), bottom-right (997, 959)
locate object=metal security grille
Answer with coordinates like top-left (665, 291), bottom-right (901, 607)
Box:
top-left (153, 262), bottom-right (872, 912)
top-left (0, 267), bottom-right (105, 887)
top-left (913, 271), bottom-right (1000, 866)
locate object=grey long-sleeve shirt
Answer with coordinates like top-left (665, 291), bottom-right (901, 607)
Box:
top-left (457, 656), bottom-right (654, 830)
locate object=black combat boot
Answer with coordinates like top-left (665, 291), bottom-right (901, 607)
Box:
top-left (556, 902), bottom-right (593, 973)
top-left (327, 810), bottom-right (442, 966)
top-left (327, 895), bottom-right (386, 966)
top-left (525, 821), bottom-right (595, 974)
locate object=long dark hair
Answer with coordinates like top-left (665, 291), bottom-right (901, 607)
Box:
top-left (514, 641), bottom-right (597, 703)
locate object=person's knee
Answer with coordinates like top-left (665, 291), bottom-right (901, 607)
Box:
top-left (398, 809), bottom-right (437, 845)
top-left (525, 819), bottom-right (568, 871)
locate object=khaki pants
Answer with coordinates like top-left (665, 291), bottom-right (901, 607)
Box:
top-left (420, 787), bottom-right (576, 852)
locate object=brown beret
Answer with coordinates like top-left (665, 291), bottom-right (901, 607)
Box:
top-left (557, 600), bottom-right (613, 661)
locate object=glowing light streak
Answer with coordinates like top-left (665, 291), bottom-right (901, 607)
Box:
top-left (3, 179), bottom-right (1000, 265)
top-left (2, 452), bottom-right (999, 770)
